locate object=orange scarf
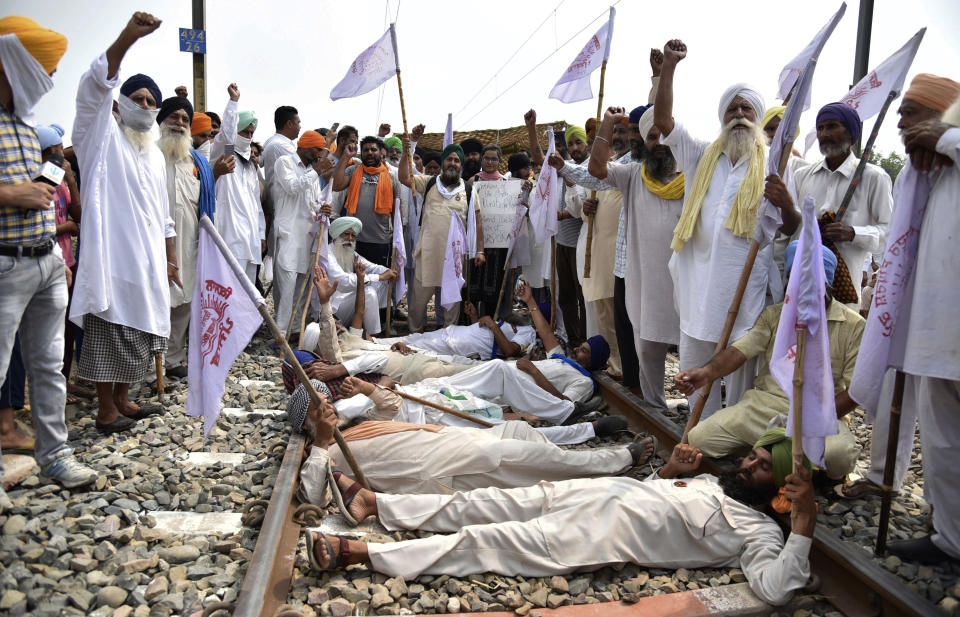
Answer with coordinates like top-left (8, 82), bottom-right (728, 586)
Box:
top-left (341, 420), bottom-right (442, 442)
top-left (344, 163), bottom-right (393, 216)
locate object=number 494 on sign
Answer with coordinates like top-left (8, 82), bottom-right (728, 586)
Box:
top-left (179, 28), bottom-right (206, 54)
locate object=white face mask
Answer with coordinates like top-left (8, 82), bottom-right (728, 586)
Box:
top-left (197, 139), bottom-right (212, 161)
top-left (118, 94), bottom-right (159, 132)
top-left (0, 34), bottom-right (53, 127)
top-left (235, 135), bottom-right (252, 159)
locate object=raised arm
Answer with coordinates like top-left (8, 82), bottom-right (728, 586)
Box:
top-left (518, 281), bottom-right (560, 352)
top-left (106, 12), bottom-right (161, 79)
top-left (654, 39), bottom-right (686, 138)
top-left (397, 125), bottom-right (424, 188)
top-left (332, 142), bottom-right (359, 191)
top-left (588, 106), bottom-right (625, 180)
top-left (524, 110), bottom-right (545, 167)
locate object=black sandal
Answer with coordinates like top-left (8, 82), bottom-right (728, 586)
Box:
top-left (330, 466), bottom-right (363, 525)
top-left (306, 532), bottom-right (351, 572)
top-left (96, 415), bottom-right (137, 434)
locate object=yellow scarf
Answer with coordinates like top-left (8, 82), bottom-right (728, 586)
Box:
top-left (641, 166), bottom-right (685, 200)
top-left (670, 138), bottom-right (765, 252)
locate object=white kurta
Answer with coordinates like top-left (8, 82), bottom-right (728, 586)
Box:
top-left (70, 53), bottom-right (174, 336)
top-left (378, 323), bottom-right (537, 360)
top-left (662, 122), bottom-right (772, 343)
top-left (605, 161), bottom-right (683, 344)
top-left (211, 100), bottom-right (264, 266)
top-left (273, 153), bottom-right (321, 274)
top-left (366, 474), bottom-right (811, 606)
top-left (325, 243), bottom-right (389, 333)
top-left (792, 152), bottom-right (892, 306)
top-left (165, 156), bottom-right (200, 308)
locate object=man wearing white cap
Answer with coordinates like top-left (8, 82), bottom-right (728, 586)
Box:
top-left (325, 216), bottom-right (396, 336)
top-left (654, 39), bottom-right (799, 418)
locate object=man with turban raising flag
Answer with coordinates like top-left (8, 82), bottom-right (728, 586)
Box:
top-left (70, 12), bottom-right (180, 434)
top-left (155, 93), bottom-right (219, 379)
top-left (654, 39), bottom-right (800, 419)
top-left (398, 137), bottom-right (485, 332)
top-left (0, 16), bottom-right (97, 502)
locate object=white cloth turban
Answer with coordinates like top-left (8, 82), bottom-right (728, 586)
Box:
top-left (717, 83), bottom-right (765, 124)
top-left (637, 106), bottom-right (656, 141)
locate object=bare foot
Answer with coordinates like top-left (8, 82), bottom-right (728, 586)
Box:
top-left (0, 422), bottom-right (34, 451)
top-left (333, 471), bottom-right (377, 522)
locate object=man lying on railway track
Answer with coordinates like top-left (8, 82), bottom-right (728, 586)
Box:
top-left (287, 378), bottom-right (655, 500)
top-left (291, 268), bottom-right (610, 426)
top-left (303, 429), bottom-right (816, 607)
top-left (677, 242), bottom-right (863, 480)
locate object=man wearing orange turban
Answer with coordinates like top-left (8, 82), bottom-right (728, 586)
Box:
top-left (191, 111), bottom-right (213, 154)
top-left (0, 17), bottom-right (98, 499)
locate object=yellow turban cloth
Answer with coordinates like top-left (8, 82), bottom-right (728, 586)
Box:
top-left (0, 16), bottom-right (67, 74)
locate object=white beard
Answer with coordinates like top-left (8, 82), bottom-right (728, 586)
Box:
top-left (333, 239), bottom-right (356, 273)
top-left (720, 119), bottom-right (764, 163)
top-left (158, 125), bottom-right (193, 161)
top-left (944, 98), bottom-right (960, 127)
top-left (120, 121), bottom-right (157, 152)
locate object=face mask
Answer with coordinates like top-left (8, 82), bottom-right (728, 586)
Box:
top-left (0, 34), bottom-right (53, 127)
top-left (118, 95), bottom-right (159, 132)
top-left (197, 140), bottom-right (212, 161)
top-left (235, 135), bottom-right (252, 159)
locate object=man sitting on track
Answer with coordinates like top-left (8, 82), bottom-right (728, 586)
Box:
top-left (302, 428), bottom-right (816, 607)
top-left (288, 378), bottom-right (654, 500)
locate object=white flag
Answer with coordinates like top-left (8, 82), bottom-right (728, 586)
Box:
top-left (440, 211), bottom-right (467, 310)
top-left (549, 8), bottom-right (615, 103)
top-left (769, 196), bottom-right (838, 467)
top-left (776, 2), bottom-right (846, 110)
top-left (187, 223), bottom-right (265, 436)
top-left (803, 29), bottom-right (925, 154)
top-left (504, 203), bottom-right (531, 268)
top-left (443, 113), bottom-right (453, 148)
top-left (392, 197), bottom-right (406, 304)
top-left (528, 127), bottom-right (559, 243)
top-left (330, 26), bottom-right (397, 100)
top-left (466, 190), bottom-right (477, 258)
top-left (849, 163), bottom-right (928, 418)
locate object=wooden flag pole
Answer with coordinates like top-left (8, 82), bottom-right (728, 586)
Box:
top-left (583, 59), bottom-right (608, 280)
top-left (286, 259), bottom-right (313, 340)
top-left (876, 370), bottom-right (906, 555)
top-left (297, 222), bottom-right (327, 349)
top-left (494, 256), bottom-right (512, 319)
top-left (155, 355), bottom-right (165, 402)
top-left (198, 216), bottom-right (371, 489)
top-left (550, 236), bottom-right (558, 329)
top-left (790, 326), bottom-right (807, 528)
top-left (388, 388), bottom-right (495, 428)
top-left (681, 132), bottom-right (795, 443)
top-left (835, 89), bottom-right (898, 222)
top-left (389, 23), bottom-right (418, 336)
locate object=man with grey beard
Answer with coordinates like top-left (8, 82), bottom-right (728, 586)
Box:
top-left (155, 96), bottom-right (222, 378)
top-left (324, 216), bottom-right (395, 335)
top-left (654, 38), bottom-right (800, 419)
top-left (782, 102), bottom-right (892, 310)
top-left (588, 105), bottom-right (685, 413)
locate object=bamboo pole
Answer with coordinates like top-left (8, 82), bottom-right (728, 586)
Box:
top-left (494, 256), bottom-right (512, 318)
top-left (389, 388), bottom-right (495, 428)
top-left (550, 236), bottom-right (557, 329)
top-left (790, 326), bottom-right (807, 528)
top-left (285, 258), bottom-right (313, 340)
top-left (297, 223), bottom-right (326, 349)
top-left (155, 355), bottom-right (165, 402)
top-left (836, 90), bottom-right (898, 222)
top-left (198, 216), bottom-right (371, 489)
top-left (876, 370), bottom-right (906, 555)
top-left (582, 59), bottom-right (608, 280)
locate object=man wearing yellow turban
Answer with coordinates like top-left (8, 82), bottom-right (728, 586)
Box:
top-left (653, 39), bottom-right (800, 419)
top-left (0, 17), bottom-right (98, 499)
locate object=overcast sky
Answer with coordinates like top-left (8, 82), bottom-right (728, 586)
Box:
top-left (9, 0), bottom-right (959, 158)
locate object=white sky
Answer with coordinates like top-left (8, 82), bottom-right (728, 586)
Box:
top-left (8, 0), bottom-right (960, 158)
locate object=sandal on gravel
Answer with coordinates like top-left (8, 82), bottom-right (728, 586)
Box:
top-left (125, 406), bottom-right (164, 421)
top-left (835, 477), bottom-right (883, 499)
top-left (306, 531), bottom-right (350, 572)
top-left (627, 434), bottom-right (658, 467)
top-left (329, 465), bottom-right (362, 525)
top-left (95, 415), bottom-right (137, 434)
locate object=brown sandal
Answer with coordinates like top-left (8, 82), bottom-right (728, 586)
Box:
top-left (835, 478), bottom-right (883, 499)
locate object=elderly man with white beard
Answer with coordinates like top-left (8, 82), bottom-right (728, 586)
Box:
top-left (154, 95), bottom-right (221, 378)
top-left (324, 216), bottom-right (396, 335)
top-left (71, 12), bottom-right (180, 433)
top-left (654, 39), bottom-right (799, 419)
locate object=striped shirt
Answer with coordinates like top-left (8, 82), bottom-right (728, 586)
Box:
top-left (0, 106), bottom-right (55, 245)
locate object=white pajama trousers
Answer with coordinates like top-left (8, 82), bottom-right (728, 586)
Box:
top-left (273, 266), bottom-right (306, 336)
top-left (334, 285), bottom-right (384, 335)
top-left (865, 369), bottom-right (918, 491)
top-left (636, 339), bottom-right (671, 413)
top-left (679, 333), bottom-right (758, 420)
top-left (435, 360), bottom-right (575, 424)
top-left (166, 302), bottom-right (191, 366)
top-left (368, 479), bottom-right (618, 579)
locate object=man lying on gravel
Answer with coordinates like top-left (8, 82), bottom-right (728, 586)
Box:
top-left (303, 429), bottom-right (816, 607)
top-left (292, 268), bottom-right (609, 426)
top-left (288, 378), bottom-right (655, 498)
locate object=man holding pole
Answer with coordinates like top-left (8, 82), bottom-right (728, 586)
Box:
top-left (654, 39), bottom-right (799, 418)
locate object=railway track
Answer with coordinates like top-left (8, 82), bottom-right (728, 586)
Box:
top-left (227, 373), bottom-right (946, 617)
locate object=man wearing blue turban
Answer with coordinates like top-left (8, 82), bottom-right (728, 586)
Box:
top-left (678, 240), bottom-right (864, 481)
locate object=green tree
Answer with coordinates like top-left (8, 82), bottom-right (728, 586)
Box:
top-left (868, 149), bottom-right (906, 182)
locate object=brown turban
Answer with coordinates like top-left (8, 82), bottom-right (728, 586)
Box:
top-left (0, 16), bottom-right (68, 74)
top-left (298, 130), bottom-right (327, 149)
top-left (903, 73), bottom-right (960, 113)
top-left (191, 112), bottom-right (212, 136)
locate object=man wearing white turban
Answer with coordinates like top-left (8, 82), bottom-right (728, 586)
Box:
top-left (325, 216), bottom-right (396, 336)
top-left (654, 39), bottom-right (799, 419)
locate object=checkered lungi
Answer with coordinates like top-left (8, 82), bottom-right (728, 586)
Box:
top-left (78, 314), bottom-right (168, 383)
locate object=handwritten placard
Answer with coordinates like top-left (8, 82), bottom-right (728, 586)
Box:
top-left (475, 179), bottom-right (524, 249)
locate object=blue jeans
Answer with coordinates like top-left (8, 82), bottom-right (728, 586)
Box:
top-left (0, 251), bottom-right (71, 472)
